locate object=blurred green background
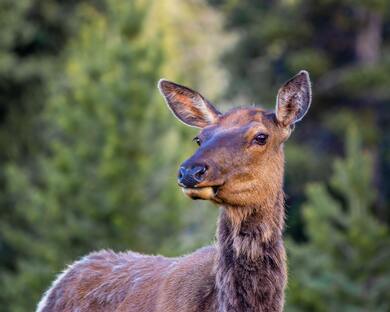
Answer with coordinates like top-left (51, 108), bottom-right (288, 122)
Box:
top-left (0, 0), bottom-right (389, 311)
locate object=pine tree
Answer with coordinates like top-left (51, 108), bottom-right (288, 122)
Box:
top-left (0, 0), bottom-right (229, 310)
top-left (286, 126), bottom-right (390, 311)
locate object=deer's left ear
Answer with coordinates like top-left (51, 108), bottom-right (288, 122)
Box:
top-left (275, 70), bottom-right (312, 127)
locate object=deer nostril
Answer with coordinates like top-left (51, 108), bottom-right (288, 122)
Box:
top-left (178, 165), bottom-right (208, 187)
top-left (178, 167), bottom-right (186, 181)
top-left (193, 165), bottom-right (208, 182)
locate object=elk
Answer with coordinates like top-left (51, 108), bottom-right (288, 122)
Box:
top-left (37, 71), bottom-right (312, 312)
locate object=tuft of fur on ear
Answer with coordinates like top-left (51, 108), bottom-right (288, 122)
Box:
top-left (158, 79), bottom-right (221, 128)
top-left (275, 70), bottom-right (312, 127)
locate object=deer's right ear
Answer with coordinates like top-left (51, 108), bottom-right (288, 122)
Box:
top-left (158, 79), bottom-right (221, 128)
top-left (275, 70), bottom-right (312, 127)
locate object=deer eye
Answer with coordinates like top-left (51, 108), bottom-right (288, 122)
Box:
top-left (193, 136), bottom-right (201, 146)
top-left (253, 133), bottom-right (268, 145)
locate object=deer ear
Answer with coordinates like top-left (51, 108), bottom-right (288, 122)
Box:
top-left (275, 70), bottom-right (312, 127)
top-left (158, 79), bottom-right (221, 128)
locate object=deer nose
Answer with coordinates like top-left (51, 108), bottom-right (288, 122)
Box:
top-left (178, 165), bottom-right (208, 188)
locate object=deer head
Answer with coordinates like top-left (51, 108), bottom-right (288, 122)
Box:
top-left (158, 71), bottom-right (311, 209)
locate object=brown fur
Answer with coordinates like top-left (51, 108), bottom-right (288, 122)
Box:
top-left (37, 71), bottom-right (311, 312)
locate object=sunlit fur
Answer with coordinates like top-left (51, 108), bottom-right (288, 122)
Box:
top-left (37, 71), bottom-right (311, 312)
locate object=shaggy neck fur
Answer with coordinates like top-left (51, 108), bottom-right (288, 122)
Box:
top-left (215, 190), bottom-right (286, 312)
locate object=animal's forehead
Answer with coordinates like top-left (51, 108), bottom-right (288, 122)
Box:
top-left (218, 107), bottom-right (270, 128)
top-left (200, 107), bottom-right (277, 138)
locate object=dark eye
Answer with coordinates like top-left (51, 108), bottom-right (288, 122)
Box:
top-left (253, 133), bottom-right (268, 145)
top-left (193, 136), bottom-right (201, 146)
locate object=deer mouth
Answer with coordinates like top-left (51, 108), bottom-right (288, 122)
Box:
top-left (181, 185), bottom-right (221, 201)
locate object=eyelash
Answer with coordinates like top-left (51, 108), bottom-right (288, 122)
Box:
top-left (193, 136), bottom-right (201, 146)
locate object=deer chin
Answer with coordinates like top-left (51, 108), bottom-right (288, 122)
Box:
top-left (181, 186), bottom-right (217, 201)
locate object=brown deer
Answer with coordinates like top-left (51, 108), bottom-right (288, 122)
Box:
top-left (37, 71), bottom-right (312, 312)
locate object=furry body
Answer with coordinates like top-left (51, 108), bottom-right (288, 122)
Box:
top-left (38, 202), bottom-right (285, 312)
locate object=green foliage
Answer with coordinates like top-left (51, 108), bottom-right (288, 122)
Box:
top-left (287, 126), bottom-right (390, 311)
top-left (0, 0), bottom-right (95, 163)
top-left (0, 1), bottom-right (94, 309)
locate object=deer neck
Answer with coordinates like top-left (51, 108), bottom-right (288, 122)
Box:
top-left (215, 190), bottom-right (286, 312)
